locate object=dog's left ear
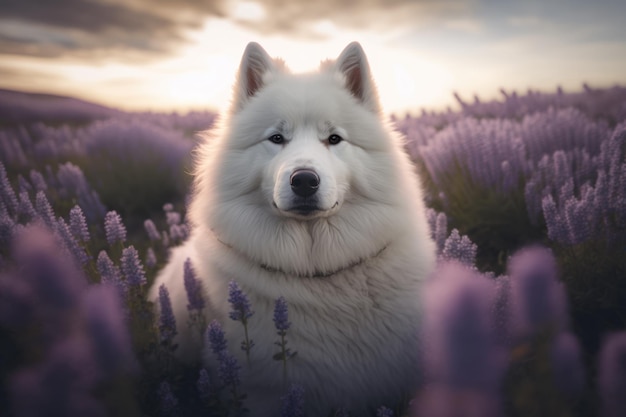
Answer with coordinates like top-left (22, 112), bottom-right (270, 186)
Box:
top-left (233, 42), bottom-right (276, 112)
top-left (335, 42), bottom-right (381, 114)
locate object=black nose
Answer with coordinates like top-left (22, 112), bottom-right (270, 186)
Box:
top-left (290, 169), bottom-right (320, 197)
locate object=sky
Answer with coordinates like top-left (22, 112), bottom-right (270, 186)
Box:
top-left (0, 0), bottom-right (625, 115)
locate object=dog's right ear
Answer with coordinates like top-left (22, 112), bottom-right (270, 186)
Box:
top-left (232, 42), bottom-right (276, 112)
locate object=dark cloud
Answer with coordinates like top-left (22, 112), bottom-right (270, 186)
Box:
top-left (0, 0), bottom-right (466, 59)
top-left (0, 0), bottom-right (215, 58)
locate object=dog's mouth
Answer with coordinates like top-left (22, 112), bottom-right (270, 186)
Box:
top-left (272, 201), bottom-right (340, 219)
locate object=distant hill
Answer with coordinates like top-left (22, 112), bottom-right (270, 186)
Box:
top-left (0, 88), bottom-right (122, 125)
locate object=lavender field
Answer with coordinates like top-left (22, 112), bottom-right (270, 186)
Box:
top-left (1, 85), bottom-right (625, 417)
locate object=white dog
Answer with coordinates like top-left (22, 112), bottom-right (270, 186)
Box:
top-left (150, 42), bottom-right (436, 416)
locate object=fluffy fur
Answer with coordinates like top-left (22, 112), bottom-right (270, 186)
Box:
top-left (149, 42), bottom-right (436, 416)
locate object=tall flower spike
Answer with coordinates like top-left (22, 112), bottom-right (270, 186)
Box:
top-left (157, 381), bottom-right (178, 416)
top-left (184, 258), bottom-right (205, 311)
top-left (69, 205), bottom-right (90, 243)
top-left (143, 219), bottom-right (161, 241)
top-left (120, 246), bottom-right (146, 286)
top-left (0, 162), bottom-right (18, 216)
top-left (56, 217), bottom-right (89, 266)
top-left (228, 280), bottom-right (254, 322)
top-left (158, 284), bottom-right (177, 344)
top-left (197, 368), bottom-right (212, 401)
top-left (281, 383), bottom-right (305, 417)
top-left (145, 247), bottom-right (157, 269)
top-left (35, 191), bottom-right (56, 229)
top-left (550, 332), bottom-right (585, 396)
top-left (217, 350), bottom-right (241, 390)
top-left (104, 211), bottom-right (126, 246)
top-left (96, 250), bottom-right (126, 296)
top-left (273, 296), bottom-right (291, 332)
top-left (207, 320), bottom-right (227, 354)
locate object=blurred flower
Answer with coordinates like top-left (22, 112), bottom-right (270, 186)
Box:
top-left (157, 381), bottom-right (178, 416)
top-left (120, 246), bottom-right (146, 287)
top-left (104, 211), bottom-right (126, 246)
top-left (69, 205), bottom-right (90, 243)
top-left (598, 332), bottom-right (626, 417)
top-left (217, 350), bottom-right (241, 389)
top-left (56, 217), bottom-right (89, 266)
top-left (508, 246), bottom-right (568, 338)
top-left (281, 383), bottom-right (305, 417)
top-left (158, 285), bottom-right (177, 344)
top-left (550, 332), bottom-right (585, 396)
top-left (35, 191), bottom-right (56, 229)
top-left (184, 258), bottom-right (205, 312)
top-left (143, 219), bottom-right (161, 241)
top-left (82, 285), bottom-right (136, 377)
top-left (17, 191), bottom-right (37, 221)
top-left (197, 368), bottom-right (212, 402)
top-left (0, 161), bottom-right (18, 216)
top-left (96, 250), bottom-right (126, 296)
top-left (145, 247), bottom-right (157, 269)
top-left (376, 406), bottom-right (394, 417)
top-left (29, 169), bottom-right (47, 192)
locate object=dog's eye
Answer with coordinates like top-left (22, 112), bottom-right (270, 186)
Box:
top-left (328, 134), bottom-right (343, 145)
top-left (268, 134), bottom-right (285, 144)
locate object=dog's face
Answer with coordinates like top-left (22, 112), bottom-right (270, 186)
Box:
top-left (223, 42), bottom-right (390, 221)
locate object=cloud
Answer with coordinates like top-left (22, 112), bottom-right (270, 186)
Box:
top-left (0, 0), bottom-right (468, 59)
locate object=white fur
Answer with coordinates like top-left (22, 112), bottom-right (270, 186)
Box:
top-left (149, 42), bottom-right (436, 416)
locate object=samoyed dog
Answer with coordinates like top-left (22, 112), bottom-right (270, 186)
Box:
top-left (150, 42), bottom-right (436, 416)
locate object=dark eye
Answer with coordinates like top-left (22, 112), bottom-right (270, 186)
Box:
top-left (328, 134), bottom-right (343, 145)
top-left (268, 134), bottom-right (284, 144)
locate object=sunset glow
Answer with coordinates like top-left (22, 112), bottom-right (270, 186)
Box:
top-left (0, 0), bottom-right (625, 114)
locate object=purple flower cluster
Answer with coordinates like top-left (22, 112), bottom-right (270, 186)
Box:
top-left (228, 280), bottom-right (254, 322)
top-left (158, 285), bottom-right (177, 345)
top-left (281, 383), bottom-right (305, 417)
top-left (120, 246), bottom-right (146, 287)
top-left (184, 258), bottom-right (205, 312)
top-left (598, 332), bottom-right (626, 417)
top-left (104, 210), bottom-right (126, 246)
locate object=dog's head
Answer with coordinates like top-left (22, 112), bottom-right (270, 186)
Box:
top-left (217, 42), bottom-right (395, 221)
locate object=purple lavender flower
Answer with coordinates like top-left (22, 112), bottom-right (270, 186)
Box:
top-left (228, 280), bottom-right (255, 359)
top-left (158, 285), bottom-right (177, 344)
top-left (157, 381), bottom-right (178, 416)
top-left (96, 250), bottom-right (125, 295)
top-left (197, 368), bottom-right (212, 402)
top-left (598, 332), bottom-right (626, 417)
top-left (441, 229), bottom-right (478, 267)
top-left (550, 332), bottom-right (585, 396)
top-left (228, 280), bottom-right (254, 322)
top-left (56, 217), bottom-right (89, 266)
top-left (14, 225), bottom-right (86, 312)
top-left (145, 247), bottom-right (157, 269)
top-left (29, 169), bottom-right (47, 192)
top-left (17, 174), bottom-right (32, 193)
top-left (69, 205), bottom-right (90, 243)
top-left (144, 219), bottom-right (161, 241)
top-left (376, 406), bottom-right (394, 417)
top-left (10, 338), bottom-right (104, 417)
top-left (35, 191), bottom-right (56, 229)
top-left (0, 210), bottom-right (16, 248)
top-left (508, 246), bottom-right (569, 338)
top-left (0, 162), bottom-right (18, 216)
top-left (422, 262), bottom-right (503, 390)
top-left (207, 320), bottom-right (227, 354)
top-left (281, 383), bottom-right (305, 417)
top-left (434, 212), bottom-right (448, 254)
top-left (18, 191), bottom-right (37, 221)
top-left (163, 203), bottom-right (174, 212)
top-left (82, 285), bottom-right (136, 377)
top-left (217, 350), bottom-right (241, 389)
top-left (273, 296), bottom-right (291, 333)
top-left (104, 211), bottom-right (126, 246)
top-left (120, 246), bottom-right (146, 287)
top-left (166, 210), bottom-right (181, 226)
top-left (184, 258), bottom-right (205, 311)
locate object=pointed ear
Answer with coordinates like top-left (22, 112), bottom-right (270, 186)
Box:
top-left (335, 42), bottom-right (381, 114)
top-left (233, 42), bottom-right (276, 112)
